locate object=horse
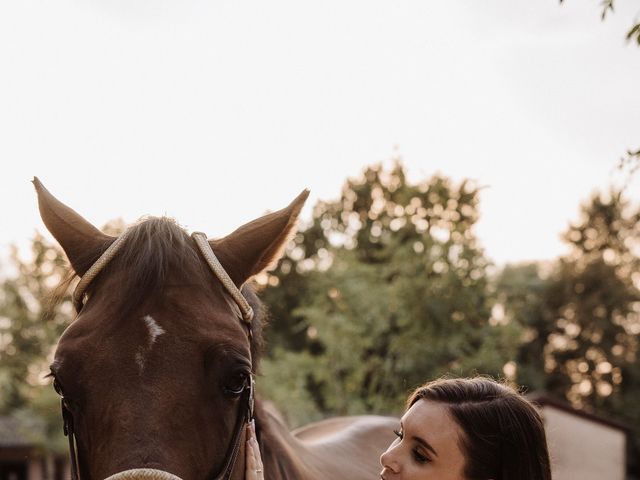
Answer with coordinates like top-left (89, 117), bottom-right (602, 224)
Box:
top-left (34, 178), bottom-right (397, 480)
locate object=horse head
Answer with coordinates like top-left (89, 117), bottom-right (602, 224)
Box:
top-left (34, 178), bottom-right (308, 480)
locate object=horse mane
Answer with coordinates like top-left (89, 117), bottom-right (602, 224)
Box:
top-left (254, 401), bottom-right (310, 479)
top-left (53, 216), bottom-right (266, 363)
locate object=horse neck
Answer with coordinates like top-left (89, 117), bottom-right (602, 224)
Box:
top-left (254, 402), bottom-right (322, 480)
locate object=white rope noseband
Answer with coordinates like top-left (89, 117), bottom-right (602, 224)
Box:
top-left (104, 469), bottom-right (183, 480)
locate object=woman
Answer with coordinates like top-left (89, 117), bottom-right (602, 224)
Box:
top-left (246, 377), bottom-right (552, 480)
top-left (379, 377), bottom-right (552, 479)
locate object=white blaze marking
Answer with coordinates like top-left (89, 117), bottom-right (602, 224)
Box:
top-left (143, 315), bottom-right (165, 345)
top-left (136, 315), bottom-right (165, 374)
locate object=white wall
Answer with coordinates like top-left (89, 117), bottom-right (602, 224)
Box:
top-left (542, 405), bottom-right (626, 480)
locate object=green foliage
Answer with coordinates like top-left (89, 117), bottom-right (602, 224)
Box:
top-left (0, 235), bottom-right (71, 411)
top-left (545, 190), bottom-right (640, 414)
top-left (260, 163), bottom-right (519, 426)
top-left (0, 234), bottom-right (72, 452)
top-left (495, 262), bottom-right (551, 391)
top-left (499, 190), bottom-right (640, 465)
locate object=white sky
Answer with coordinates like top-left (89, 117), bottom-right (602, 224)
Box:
top-left (1, 0), bottom-right (639, 267)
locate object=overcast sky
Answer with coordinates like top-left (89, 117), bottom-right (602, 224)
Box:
top-left (1, 0), bottom-right (639, 268)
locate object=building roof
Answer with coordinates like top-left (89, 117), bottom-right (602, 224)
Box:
top-left (527, 391), bottom-right (630, 433)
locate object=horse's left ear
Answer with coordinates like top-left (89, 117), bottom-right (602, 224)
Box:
top-left (211, 189), bottom-right (309, 286)
top-left (33, 177), bottom-right (114, 276)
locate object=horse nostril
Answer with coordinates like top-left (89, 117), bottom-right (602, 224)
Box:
top-left (103, 468), bottom-right (184, 480)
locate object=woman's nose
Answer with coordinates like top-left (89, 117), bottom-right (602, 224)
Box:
top-left (380, 445), bottom-right (401, 473)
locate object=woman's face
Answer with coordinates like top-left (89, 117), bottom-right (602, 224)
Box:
top-left (379, 399), bottom-right (467, 480)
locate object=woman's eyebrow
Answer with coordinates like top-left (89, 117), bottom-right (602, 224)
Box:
top-left (412, 435), bottom-right (438, 457)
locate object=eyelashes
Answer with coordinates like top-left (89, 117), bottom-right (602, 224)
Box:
top-left (413, 449), bottom-right (430, 464)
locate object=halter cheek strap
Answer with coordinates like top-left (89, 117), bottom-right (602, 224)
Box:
top-left (191, 232), bottom-right (254, 325)
top-left (72, 229), bottom-right (133, 312)
top-left (192, 232), bottom-right (256, 480)
top-left (63, 229), bottom-right (256, 480)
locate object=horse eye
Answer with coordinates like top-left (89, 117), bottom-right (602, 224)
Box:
top-left (224, 372), bottom-right (248, 396)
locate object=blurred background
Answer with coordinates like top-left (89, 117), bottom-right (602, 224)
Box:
top-left (0, 1), bottom-right (639, 479)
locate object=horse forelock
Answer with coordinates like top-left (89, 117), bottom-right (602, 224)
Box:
top-left (93, 217), bottom-right (204, 315)
top-left (56, 216), bottom-right (265, 363)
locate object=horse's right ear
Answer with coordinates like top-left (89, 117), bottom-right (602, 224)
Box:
top-left (33, 177), bottom-right (113, 276)
top-left (211, 189), bottom-right (309, 286)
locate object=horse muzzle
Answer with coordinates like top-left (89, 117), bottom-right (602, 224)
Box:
top-left (104, 469), bottom-right (183, 480)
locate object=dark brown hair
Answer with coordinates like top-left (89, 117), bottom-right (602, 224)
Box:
top-left (407, 377), bottom-right (552, 480)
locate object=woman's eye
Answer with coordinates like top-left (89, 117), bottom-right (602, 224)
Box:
top-left (413, 449), bottom-right (430, 464)
top-left (393, 428), bottom-right (403, 439)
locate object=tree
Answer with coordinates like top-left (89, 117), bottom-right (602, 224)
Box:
top-left (259, 162), bottom-right (520, 425)
top-left (494, 262), bottom-right (551, 391)
top-left (0, 234), bottom-right (71, 413)
top-left (0, 234), bottom-right (72, 452)
top-left (543, 190), bottom-right (640, 424)
top-left (499, 189), bottom-right (640, 470)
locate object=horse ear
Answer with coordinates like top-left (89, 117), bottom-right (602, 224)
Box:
top-left (33, 177), bottom-right (113, 276)
top-left (211, 189), bottom-right (310, 286)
